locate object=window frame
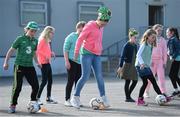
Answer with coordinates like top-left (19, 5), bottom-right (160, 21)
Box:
top-left (77, 1), bottom-right (103, 22)
top-left (19, 0), bottom-right (49, 27)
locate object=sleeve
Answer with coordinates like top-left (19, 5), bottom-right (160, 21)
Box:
top-left (12, 37), bottom-right (21, 49)
top-left (63, 33), bottom-right (73, 52)
top-left (74, 23), bottom-right (91, 54)
top-left (136, 43), bottom-right (145, 65)
top-left (119, 44), bottom-right (127, 67)
top-left (168, 40), bottom-right (176, 59)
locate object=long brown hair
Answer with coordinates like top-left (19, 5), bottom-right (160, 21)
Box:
top-left (140, 29), bottom-right (157, 47)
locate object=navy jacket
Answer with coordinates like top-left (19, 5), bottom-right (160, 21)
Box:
top-left (119, 42), bottom-right (138, 67)
top-left (167, 36), bottom-right (180, 59)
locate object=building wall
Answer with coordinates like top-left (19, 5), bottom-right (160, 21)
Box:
top-left (129, 0), bottom-right (180, 34)
top-left (50, 0), bottom-right (126, 56)
top-left (1, 0), bottom-right (180, 77)
top-left (0, 0), bottom-right (126, 76)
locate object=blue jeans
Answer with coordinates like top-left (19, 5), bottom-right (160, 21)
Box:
top-left (74, 54), bottom-right (105, 97)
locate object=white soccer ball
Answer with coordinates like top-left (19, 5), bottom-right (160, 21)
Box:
top-left (27, 101), bottom-right (40, 113)
top-left (89, 97), bottom-right (103, 110)
top-left (155, 94), bottom-right (167, 105)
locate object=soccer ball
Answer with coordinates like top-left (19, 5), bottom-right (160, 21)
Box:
top-left (155, 95), bottom-right (167, 105)
top-left (89, 97), bottom-right (105, 110)
top-left (27, 101), bottom-right (41, 113)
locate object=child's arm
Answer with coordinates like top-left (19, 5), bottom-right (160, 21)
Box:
top-left (136, 44), bottom-right (145, 69)
top-left (3, 47), bottom-right (16, 70)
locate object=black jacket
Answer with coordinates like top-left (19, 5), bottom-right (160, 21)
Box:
top-left (167, 36), bottom-right (180, 59)
top-left (119, 42), bottom-right (138, 67)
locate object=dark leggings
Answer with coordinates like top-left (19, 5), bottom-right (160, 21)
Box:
top-left (124, 80), bottom-right (138, 99)
top-left (11, 65), bottom-right (39, 105)
top-left (139, 75), bottom-right (162, 98)
top-left (169, 60), bottom-right (180, 89)
top-left (65, 59), bottom-right (81, 101)
top-left (37, 63), bottom-right (52, 98)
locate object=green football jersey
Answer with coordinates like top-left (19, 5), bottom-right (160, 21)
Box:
top-left (12, 35), bottom-right (38, 67)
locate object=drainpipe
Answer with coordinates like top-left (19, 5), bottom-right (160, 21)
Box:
top-left (126, 0), bottom-right (130, 37)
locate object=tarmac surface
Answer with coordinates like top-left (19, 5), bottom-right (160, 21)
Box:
top-left (0, 75), bottom-right (180, 117)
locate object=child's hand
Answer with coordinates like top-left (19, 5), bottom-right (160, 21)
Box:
top-left (65, 60), bottom-right (71, 70)
top-left (74, 53), bottom-right (79, 61)
top-left (37, 63), bottom-right (42, 68)
top-left (51, 52), bottom-right (56, 60)
top-left (3, 63), bottom-right (9, 70)
top-left (117, 67), bottom-right (122, 78)
top-left (140, 64), bottom-right (145, 69)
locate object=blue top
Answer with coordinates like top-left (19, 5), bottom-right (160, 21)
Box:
top-left (167, 36), bottom-right (180, 60)
top-left (63, 32), bottom-right (80, 64)
top-left (119, 41), bottom-right (138, 67)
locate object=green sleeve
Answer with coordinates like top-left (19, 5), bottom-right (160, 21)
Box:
top-left (12, 36), bottom-right (21, 49)
top-left (63, 33), bottom-right (73, 52)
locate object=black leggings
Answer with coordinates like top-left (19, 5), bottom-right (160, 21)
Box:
top-left (65, 59), bottom-right (81, 101)
top-left (124, 80), bottom-right (137, 99)
top-left (37, 63), bottom-right (52, 98)
top-left (11, 65), bottom-right (39, 105)
top-left (169, 60), bottom-right (180, 89)
top-left (139, 75), bottom-right (162, 98)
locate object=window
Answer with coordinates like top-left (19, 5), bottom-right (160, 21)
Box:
top-left (20, 0), bottom-right (49, 26)
top-left (78, 2), bottom-right (103, 22)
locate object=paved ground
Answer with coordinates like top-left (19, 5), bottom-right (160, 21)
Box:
top-left (0, 75), bottom-right (180, 117)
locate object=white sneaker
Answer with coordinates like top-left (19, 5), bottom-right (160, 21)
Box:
top-left (144, 92), bottom-right (150, 98)
top-left (37, 98), bottom-right (43, 105)
top-left (101, 96), bottom-right (110, 108)
top-left (70, 96), bottom-right (80, 109)
top-left (64, 99), bottom-right (72, 107)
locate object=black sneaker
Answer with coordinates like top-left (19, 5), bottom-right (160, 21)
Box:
top-left (171, 91), bottom-right (180, 97)
top-left (125, 98), bottom-right (135, 102)
top-left (46, 97), bottom-right (58, 104)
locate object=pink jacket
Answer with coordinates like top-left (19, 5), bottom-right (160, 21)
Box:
top-left (151, 36), bottom-right (167, 64)
top-left (74, 20), bottom-right (103, 55)
top-left (36, 39), bottom-right (51, 64)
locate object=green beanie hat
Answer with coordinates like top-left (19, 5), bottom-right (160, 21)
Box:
top-left (129, 28), bottom-right (139, 37)
top-left (98, 6), bottom-right (111, 21)
top-left (25, 21), bottom-right (39, 30)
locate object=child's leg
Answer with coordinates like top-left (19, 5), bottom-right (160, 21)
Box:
top-left (157, 61), bottom-right (166, 93)
top-left (10, 65), bottom-right (24, 105)
top-left (74, 55), bottom-right (92, 96)
top-left (172, 61), bottom-right (180, 87)
top-left (147, 75), bottom-right (162, 95)
top-left (139, 76), bottom-right (148, 98)
top-left (124, 80), bottom-right (130, 99)
top-left (74, 63), bottom-right (82, 87)
top-left (47, 64), bottom-right (52, 98)
top-left (145, 80), bottom-right (151, 93)
top-left (129, 80), bottom-right (138, 95)
top-left (37, 64), bottom-right (48, 98)
top-left (65, 61), bottom-right (76, 101)
top-left (92, 56), bottom-right (105, 97)
top-left (169, 60), bottom-right (178, 89)
top-left (25, 67), bottom-right (39, 101)
top-left (145, 61), bottom-right (156, 93)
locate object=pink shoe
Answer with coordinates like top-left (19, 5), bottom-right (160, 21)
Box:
top-left (136, 98), bottom-right (148, 106)
top-left (165, 96), bottom-right (173, 103)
